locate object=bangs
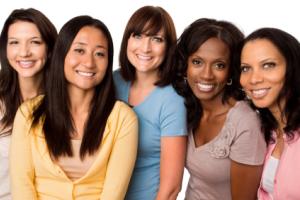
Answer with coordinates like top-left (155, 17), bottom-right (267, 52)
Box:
top-left (130, 12), bottom-right (164, 36)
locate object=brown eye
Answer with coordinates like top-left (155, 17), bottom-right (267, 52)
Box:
top-left (74, 48), bottom-right (84, 54)
top-left (263, 62), bottom-right (276, 69)
top-left (215, 62), bottom-right (226, 70)
top-left (240, 65), bottom-right (250, 73)
top-left (191, 59), bottom-right (202, 65)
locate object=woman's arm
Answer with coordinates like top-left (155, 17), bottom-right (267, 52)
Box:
top-left (10, 106), bottom-right (37, 200)
top-left (156, 136), bottom-right (187, 200)
top-left (100, 106), bottom-right (138, 200)
top-left (231, 160), bottom-right (263, 200)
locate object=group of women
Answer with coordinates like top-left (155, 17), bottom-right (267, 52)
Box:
top-left (0, 5), bottom-right (299, 200)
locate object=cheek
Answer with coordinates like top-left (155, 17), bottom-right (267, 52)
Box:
top-left (64, 55), bottom-right (78, 68)
top-left (38, 46), bottom-right (48, 60)
top-left (6, 47), bottom-right (16, 60)
top-left (239, 73), bottom-right (250, 88)
top-left (186, 66), bottom-right (197, 85)
top-left (156, 45), bottom-right (166, 58)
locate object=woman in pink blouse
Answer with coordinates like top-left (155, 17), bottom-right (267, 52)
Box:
top-left (240, 27), bottom-right (300, 199)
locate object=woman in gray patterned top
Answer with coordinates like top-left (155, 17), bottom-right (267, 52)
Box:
top-left (171, 18), bottom-right (266, 200)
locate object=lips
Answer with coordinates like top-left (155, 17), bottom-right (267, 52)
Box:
top-left (137, 54), bottom-right (152, 61)
top-left (76, 70), bottom-right (95, 77)
top-left (196, 83), bottom-right (215, 92)
top-left (250, 88), bottom-right (270, 98)
top-left (18, 60), bottom-right (35, 68)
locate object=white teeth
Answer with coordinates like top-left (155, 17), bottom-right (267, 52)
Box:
top-left (251, 88), bottom-right (268, 98)
top-left (76, 71), bottom-right (95, 77)
top-left (137, 55), bottom-right (151, 60)
top-left (18, 60), bottom-right (34, 68)
top-left (197, 83), bottom-right (214, 92)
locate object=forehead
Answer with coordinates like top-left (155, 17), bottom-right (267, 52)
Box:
top-left (192, 38), bottom-right (230, 58)
top-left (242, 39), bottom-right (283, 60)
top-left (132, 19), bottom-right (165, 36)
top-left (72, 26), bottom-right (108, 48)
top-left (8, 21), bottom-right (41, 37)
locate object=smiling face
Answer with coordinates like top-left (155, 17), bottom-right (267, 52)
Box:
top-left (126, 29), bottom-right (166, 77)
top-left (187, 37), bottom-right (230, 103)
top-left (240, 39), bottom-right (286, 111)
top-left (64, 26), bottom-right (108, 94)
top-left (6, 21), bottom-right (47, 79)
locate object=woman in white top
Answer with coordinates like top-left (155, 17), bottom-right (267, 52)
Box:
top-left (0, 8), bottom-right (57, 199)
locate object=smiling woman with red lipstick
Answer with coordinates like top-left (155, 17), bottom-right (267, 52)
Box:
top-left (0, 8), bottom-right (57, 199)
top-left (240, 28), bottom-right (300, 199)
top-left (172, 18), bottom-right (266, 200)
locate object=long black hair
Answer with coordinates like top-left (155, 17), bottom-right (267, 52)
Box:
top-left (32, 15), bottom-right (116, 159)
top-left (242, 28), bottom-right (300, 143)
top-left (172, 18), bottom-right (245, 131)
top-left (0, 8), bottom-right (57, 135)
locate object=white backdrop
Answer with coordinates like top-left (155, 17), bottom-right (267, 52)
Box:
top-left (1, 0), bottom-right (299, 199)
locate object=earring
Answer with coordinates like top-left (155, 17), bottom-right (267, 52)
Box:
top-left (183, 76), bottom-right (188, 85)
top-left (246, 94), bottom-right (251, 100)
top-left (241, 88), bottom-right (251, 100)
top-left (226, 78), bottom-right (232, 86)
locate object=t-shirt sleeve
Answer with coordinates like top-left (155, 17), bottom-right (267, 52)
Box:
top-left (160, 88), bottom-right (187, 137)
top-left (229, 104), bottom-right (267, 165)
top-left (112, 69), bottom-right (128, 102)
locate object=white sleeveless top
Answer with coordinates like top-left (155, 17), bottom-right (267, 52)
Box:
top-left (0, 106), bottom-right (12, 200)
top-left (262, 156), bottom-right (279, 199)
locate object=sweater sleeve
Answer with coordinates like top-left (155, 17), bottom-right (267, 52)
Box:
top-left (10, 104), bottom-right (38, 200)
top-left (100, 103), bottom-right (138, 200)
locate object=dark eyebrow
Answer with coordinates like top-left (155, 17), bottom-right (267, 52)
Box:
top-left (73, 42), bottom-right (107, 49)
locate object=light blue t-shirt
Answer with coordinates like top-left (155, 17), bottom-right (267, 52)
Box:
top-left (113, 70), bottom-right (187, 200)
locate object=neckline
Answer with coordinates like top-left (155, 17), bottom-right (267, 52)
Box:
top-left (190, 101), bottom-right (241, 150)
top-left (127, 81), bottom-right (159, 109)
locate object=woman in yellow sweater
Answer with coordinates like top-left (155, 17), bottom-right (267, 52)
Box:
top-left (10, 15), bottom-right (138, 200)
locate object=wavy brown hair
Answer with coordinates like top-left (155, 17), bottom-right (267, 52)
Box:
top-left (0, 8), bottom-right (57, 136)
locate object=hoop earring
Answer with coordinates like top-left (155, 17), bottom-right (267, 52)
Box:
top-left (226, 78), bottom-right (232, 86)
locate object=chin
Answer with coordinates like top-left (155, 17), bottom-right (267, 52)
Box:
top-left (251, 101), bottom-right (270, 109)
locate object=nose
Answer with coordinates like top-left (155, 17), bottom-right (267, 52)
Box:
top-left (19, 43), bottom-right (31, 57)
top-left (201, 65), bottom-right (213, 80)
top-left (83, 53), bottom-right (95, 68)
top-left (249, 69), bottom-right (263, 84)
top-left (140, 38), bottom-right (151, 53)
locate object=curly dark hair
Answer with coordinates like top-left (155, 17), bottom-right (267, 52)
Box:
top-left (171, 18), bottom-right (245, 131)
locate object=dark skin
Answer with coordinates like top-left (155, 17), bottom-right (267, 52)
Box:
top-left (193, 98), bottom-right (262, 200)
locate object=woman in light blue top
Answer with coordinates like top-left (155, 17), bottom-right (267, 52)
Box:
top-left (113, 5), bottom-right (187, 200)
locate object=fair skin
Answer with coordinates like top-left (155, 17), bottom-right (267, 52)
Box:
top-left (6, 21), bottom-right (47, 100)
top-left (127, 30), bottom-right (166, 105)
top-left (64, 26), bottom-right (108, 139)
top-left (240, 38), bottom-right (287, 158)
top-left (188, 37), bottom-right (262, 200)
top-left (127, 29), bottom-right (186, 200)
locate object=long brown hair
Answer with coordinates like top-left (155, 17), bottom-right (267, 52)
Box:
top-left (0, 8), bottom-right (57, 136)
